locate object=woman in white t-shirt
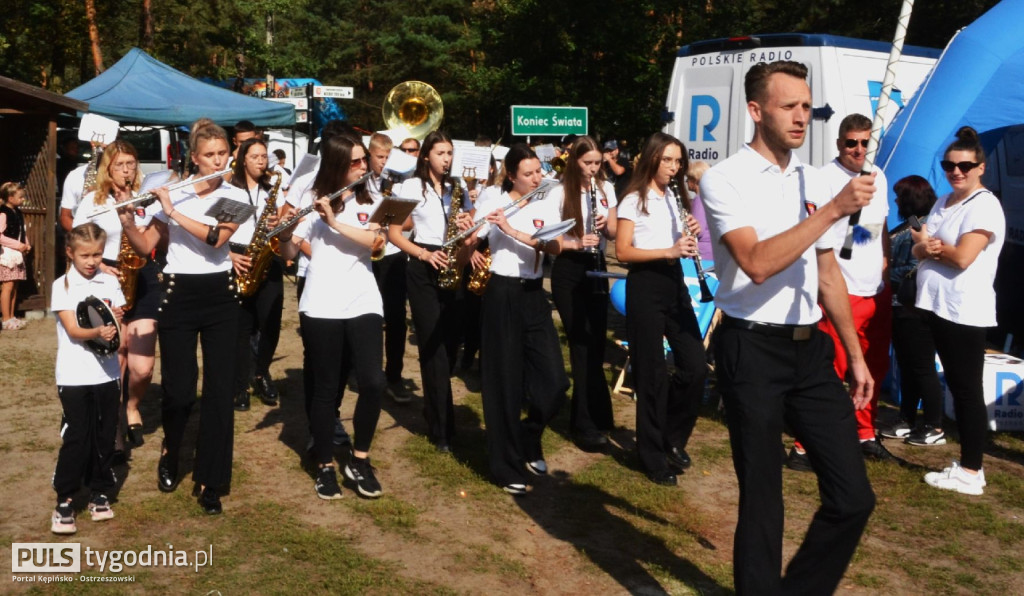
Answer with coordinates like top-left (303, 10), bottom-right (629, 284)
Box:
top-left (72, 140), bottom-right (160, 451)
top-left (388, 131), bottom-right (473, 453)
top-left (615, 132), bottom-right (706, 487)
top-left (117, 119), bottom-right (246, 515)
top-left (549, 136), bottom-right (618, 451)
top-left (911, 126), bottom-right (1006, 496)
top-left (278, 135), bottom-right (386, 501)
top-left (467, 143), bottom-right (569, 496)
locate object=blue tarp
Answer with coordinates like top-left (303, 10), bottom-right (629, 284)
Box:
top-left (878, 0), bottom-right (1024, 228)
top-left (66, 48), bottom-right (295, 127)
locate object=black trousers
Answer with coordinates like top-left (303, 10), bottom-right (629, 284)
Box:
top-left (234, 260), bottom-right (284, 394)
top-left (625, 261), bottom-right (706, 474)
top-left (301, 313), bottom-right (384, 464)
top-left (923, 311), bottom-right (989, 469)
top-left (891, 305), bottom-right (945, 427)
top-left (716, 323), bottom-right (875, 596)
top-left (459, 266), bottom-right (482, 366)
top-left (53, 380), bottom-right (120, 502)
top-left (550, 251), bottom-right (613, 434)
top-left (373, 251), bottom-right (409, 384)
top-left (480, 275), bottom-right (568, 486)
top-left (406, 255), bottom-right (460, 445)
top-left (158, 271), bottom-right (239, 489)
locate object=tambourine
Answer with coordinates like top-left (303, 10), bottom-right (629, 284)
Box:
top-left (76, 295), bottom-right (121, 356)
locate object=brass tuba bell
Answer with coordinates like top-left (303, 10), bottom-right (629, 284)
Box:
top-left (382, 81), bottom-right (444, 141)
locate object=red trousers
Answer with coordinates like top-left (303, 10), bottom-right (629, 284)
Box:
top-left (798, 287), bottom-right (892, 443)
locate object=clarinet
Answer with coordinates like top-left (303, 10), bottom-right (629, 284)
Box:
top-left (586, 177), bottom-right (608, 295)
top-left (669, 179), bottom-right (713, 303)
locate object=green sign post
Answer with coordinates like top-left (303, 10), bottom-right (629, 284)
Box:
top-left (510, 105), bottom-right (588, 136)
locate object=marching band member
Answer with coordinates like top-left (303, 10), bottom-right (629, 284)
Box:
top-left (118, 118), bottom-right (246, 514)
top-left (469, 143), bottom-right (568, 496)
top-left (49, 222), bottom-right (124, 534)
top-left (549, 136), bottom-right (618, 451)
top-left (72, 140), bottom-right (159, 450)
top-left (228, 138), bottom-right (284, 411)
top-left (278, 135), bottom-right (385, 500)
top-left (368, 133), bottom-right (412, 403)
top-left (388, 131), bottom-right (472, 452)
top-left (615, 132), bottom-right (707, 486)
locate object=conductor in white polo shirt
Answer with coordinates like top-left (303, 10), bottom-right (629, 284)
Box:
top-left (700, 60), bottom-right (877, 595)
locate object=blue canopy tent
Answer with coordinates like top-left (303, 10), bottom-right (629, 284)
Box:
top-left (878, 0), bottom-right (1024, 227)
top-left (878, 0), bottom-right (1024, 342)
top-left (66, 48), bottom-right (295, 127)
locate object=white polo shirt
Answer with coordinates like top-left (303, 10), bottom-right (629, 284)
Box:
top-left (153, 179), bottom-right (249, 274)
top-left (617, 186), bottom-right (685, 250)
top-left (821, 159), bottom-right (889, 296)
top-left (285, 167), bottom-right (319, 210)
top-left (295, 200), bottom-right (383, 319)
top-left (700, 145), bottom-right (835, 325)
top-left (396, 178), bottom-right (473, 246)
top-left (916, 189), bottom-right (1004, 327)
top-left (51, 268), bottom-right (125, 386)
top-left (60, 164), bottom-right (89, 216)
top-left (552, 179), bottom-right (617, 252)
top-left (474, 185), bottom-right (564, 279)
top-left (232, 184), bottom-right (270, 245)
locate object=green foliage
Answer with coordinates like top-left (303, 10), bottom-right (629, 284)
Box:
top-left (0, 0), bottom-right (1001, 142)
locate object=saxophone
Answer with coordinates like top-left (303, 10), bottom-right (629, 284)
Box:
top-left (117, 231), bottom-right (147, 312)
top-left (236, 170), bottom-right (284, 297)
top-left (466, 247), bottom-right (491, 296)
top-left (436, 172), bottom-right (463, 291)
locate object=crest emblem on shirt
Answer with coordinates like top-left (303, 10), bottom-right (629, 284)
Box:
top-left (533, 219), bottom-right (544, 229)
top-left (135, 207), bottom-right (145, 218)
top-left (600, 198), bottom-right (608, 208)
top-left (357, 212), bottom-right (369, 224)
top-left (804, 201), bottom-right (818, 215)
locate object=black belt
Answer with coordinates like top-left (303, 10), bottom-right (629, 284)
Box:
top-left (721, 314), bottom-right (816, 341)
top-left (492, 274), bottom-right (543, 290)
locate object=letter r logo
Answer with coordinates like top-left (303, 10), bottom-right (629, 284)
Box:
top-left (689, 95), bottom-right (720, 142)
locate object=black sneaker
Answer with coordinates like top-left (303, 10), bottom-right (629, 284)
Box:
top-left (333, 419), bottom-right (351, 447)
top-left (345, 457), bottom-right (382, 499)
top-left (861, 439), bottom-right (896, 462)
top-left (667, 447), bottom-right (692, 471)
top-left (315, 465), bottom-right (343, 500)
top-left (502, 483), bottom-right (528, 496)
top-left (905, 425), bottom-right (947, 446)
top-left (88, 494), bottom-right (115, 521)
top-left (51, 501), bottom-right (77, 535)
top-left (878, 420), bottom-right (912, 440)
top-left (573, 430), bottom-right (609, 452)
top-left (233, 390), bottom-right (250, 412)
top-left (786, 447), bottom-right (813, 472)
top-left (198, 487), bottom-right (222, 515)
top-left (386, 381), bottom-right (412, 404)
top-left (252, 375), bottom-right (279, 406)
top-left (647, 469), bottom-right (678, 486)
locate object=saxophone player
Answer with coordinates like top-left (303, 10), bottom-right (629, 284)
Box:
top-left (388, 131), bottom-right (473, 453)
top-left (228, 138), bottom-right (285, 411)
top-left (72, 139), bottom-right (160, 452)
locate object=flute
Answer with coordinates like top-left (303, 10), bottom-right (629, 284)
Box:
top-left (89, 164), bottom-right (234, 217)
top-left (669, 179), bottom-right (713, 303)
top-left (443, 177), bottom-right (558, 248)
top-left (265, 172), bottom-right (372, 240)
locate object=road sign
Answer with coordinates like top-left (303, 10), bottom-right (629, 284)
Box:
top-left (267, 97), bottom-right (308, 110)
top-left (313, 85), bottom-right (354, 99)
top-left (295, 111), bottom-right (309, 123)
top-left (288, 87), bottom-right (308, 98)
top-left (510, 105), bottom-right (588, 136)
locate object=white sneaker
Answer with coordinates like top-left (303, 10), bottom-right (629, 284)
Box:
top-left (924, 460), bottom-right (985, 495)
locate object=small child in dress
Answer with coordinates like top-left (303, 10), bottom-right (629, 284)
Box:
top-left (50, 222), bottom-right (125, 534)
top-left (0, 181), bottom-right (31, 330)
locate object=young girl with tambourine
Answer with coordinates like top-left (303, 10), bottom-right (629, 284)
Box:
top-left (49, 222), bottom-right (125, 534)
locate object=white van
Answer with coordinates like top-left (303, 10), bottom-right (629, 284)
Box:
top-left (662, 34), bottom-right (941, 167)
top-left (118, 125), bottom-right (187, 176)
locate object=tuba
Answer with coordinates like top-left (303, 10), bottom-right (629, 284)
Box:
top-left (237, 170), bottom-right (284, 297)
top-left (382, 81), bottom-right (444, 141)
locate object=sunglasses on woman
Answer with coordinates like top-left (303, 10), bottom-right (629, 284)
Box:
top-left (940, 160), bottom-right (980, 173)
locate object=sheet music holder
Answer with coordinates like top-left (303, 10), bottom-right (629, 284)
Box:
top-left (205, 198), bottom-right (257, 224)
top-left (369, 196), bottom-right (420, 227)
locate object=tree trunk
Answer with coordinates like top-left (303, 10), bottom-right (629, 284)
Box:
top-left (139, 0), bottom-right (154, 51)
top-left (85, 0), bottom-right (104, 75)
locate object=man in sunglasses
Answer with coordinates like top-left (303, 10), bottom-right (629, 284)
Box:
top-left (789, 113), bottom-right (894, 470)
